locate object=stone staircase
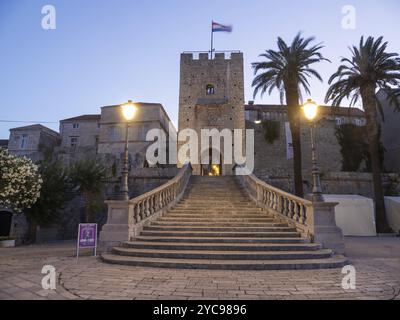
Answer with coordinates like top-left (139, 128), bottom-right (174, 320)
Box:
top-left (102, 176), bottom-right (348, 270)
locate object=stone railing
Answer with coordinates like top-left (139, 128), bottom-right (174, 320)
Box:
top-left (99, 163), bottom-right (192, 249)
top-left (130, 163), bottom-right (192, 224)
top-left (238, 174), bottom-right (345, 254)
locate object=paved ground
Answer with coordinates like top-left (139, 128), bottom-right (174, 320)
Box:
top-left (0, 236), bottom-right (399, 300)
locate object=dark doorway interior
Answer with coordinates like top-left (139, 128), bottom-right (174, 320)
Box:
top-left (0, 211), bottom-right (13, 237)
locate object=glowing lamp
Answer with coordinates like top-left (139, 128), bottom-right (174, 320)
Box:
top-left (121, 100), bottom-right (137, 121)
top-left (303, 99), bottom-right (319, 121)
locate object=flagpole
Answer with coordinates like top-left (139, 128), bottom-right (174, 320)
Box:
top-left (210, 20), bottom-right (214, 59)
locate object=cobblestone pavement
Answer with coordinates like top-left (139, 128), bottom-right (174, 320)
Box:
top-left (0, 237), bottom-right (399, 300)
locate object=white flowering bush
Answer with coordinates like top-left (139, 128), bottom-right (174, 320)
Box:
top-left (0, 149), bottom-right (42, 213)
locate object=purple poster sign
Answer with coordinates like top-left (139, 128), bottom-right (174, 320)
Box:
top-left (77, 223), bottom-right (97, 249)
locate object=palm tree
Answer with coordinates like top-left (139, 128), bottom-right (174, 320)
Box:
top-left (252, 32), bottom-right (329, 197)
top-left (325, 36), bottom-right (400, 233)
top-left (69, 159), bottom-right (107, 223)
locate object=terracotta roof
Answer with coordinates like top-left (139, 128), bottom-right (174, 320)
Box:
top-left (60, 114), bottom-right (101, 122)
top-left (245, 104), bottom-right (365, 117)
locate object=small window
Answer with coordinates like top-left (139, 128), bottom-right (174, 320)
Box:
top-left (335, 117), bottom-right (343, 126)
top-left (95, 136), bottom-right (99, 153)
top-left (138, 125), bottom-right (147, 140)
top-left (20, 134), bottom-right (28, 149)
top-left (70, 137), bottom-right (78, 147)
top-left (206, 84), bottom-right (215, 95)
top-left (73, 123), bottom-right (79, 129)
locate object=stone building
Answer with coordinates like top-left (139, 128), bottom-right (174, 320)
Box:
top-left (178, 52), bottom-right (245, 175)
top-left (7, 124), bottom-right (60, 162)
top-left (0, 139), bottom-right (8, 150)
top-left (245, 103), bottom-right (367, 176)
top-left (98, 102), bottom-right (175, 167)
top-left (377, 89), bottom-right (400, 173)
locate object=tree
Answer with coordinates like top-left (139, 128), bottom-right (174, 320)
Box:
top-left (69, 159), bottom-right (106, 223)
top-left (252, 32), bottom-right (329, 197)
top-left (25, 160), bottom-right (73, 242)
top-left (325, 36), bottom-right (400, 233)
top-left (0, 149), bottom-right (42, 213)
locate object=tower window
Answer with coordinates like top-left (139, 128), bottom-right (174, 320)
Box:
top-left (206, 84), bottom-right (215, 95)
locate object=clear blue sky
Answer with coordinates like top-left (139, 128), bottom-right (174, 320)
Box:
top-left (1, 0), bottom-right (399, 138)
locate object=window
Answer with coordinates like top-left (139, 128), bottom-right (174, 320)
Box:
top-left (138, 125), bottom-right (147, 140)
top-left (109, 126), bottom-right (119, 141)
top-left (70, 137), bottom-right (78, 147)
top-left (20, 134), bottom-right (28, 149)
top-left (73, 123), bottom-right (79, 129)
top-left (336, 117), bottom-right (343, 126)
top-left (95, 135), bottom-right (99, 153)
top-left (354, 118), bottom-right (362, 126)
top-left (206, 84), bottom-right (215, 95)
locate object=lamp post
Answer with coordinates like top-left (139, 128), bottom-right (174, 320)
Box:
top-left (303, 99), bottom-right (324, 202)
top-left (119, 100), bottom-right (137, 201)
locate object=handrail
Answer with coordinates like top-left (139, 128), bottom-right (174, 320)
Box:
top-left (239, 174), bottom-right (312, 228)
top-left (129, 163), bottom-right (192, 223)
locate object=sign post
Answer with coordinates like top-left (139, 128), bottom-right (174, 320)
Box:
top-left (76, 223), bottom-right (98, 262)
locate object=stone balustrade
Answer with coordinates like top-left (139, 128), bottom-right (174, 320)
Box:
top-left (238, 174), bottom-right (345, 254)
top-left (99, 163), bottom-right (192, 249)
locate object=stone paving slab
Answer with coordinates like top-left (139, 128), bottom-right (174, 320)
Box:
top-left (0, 237), bottom-right (399, 300)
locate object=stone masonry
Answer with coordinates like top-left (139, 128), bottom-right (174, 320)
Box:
top-left (178, 52), bottom-right (245, 175)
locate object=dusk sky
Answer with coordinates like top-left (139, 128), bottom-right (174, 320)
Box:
top-left (0, 0), bottom-right (399, 138)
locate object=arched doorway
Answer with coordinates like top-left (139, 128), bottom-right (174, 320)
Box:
top-left (201, 148), bottom-right (222, 176)
top-left (0, 211), bottom-right (13, 237)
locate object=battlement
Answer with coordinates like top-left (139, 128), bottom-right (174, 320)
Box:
top-left (181, 51), bottom-right (242, 62)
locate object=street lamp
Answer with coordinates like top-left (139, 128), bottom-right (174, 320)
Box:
top-left (119, 100), bottom-right (137, 201)
top-left (303, 99), bottom-right (324, 202)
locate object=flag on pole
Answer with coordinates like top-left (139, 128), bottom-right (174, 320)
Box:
top-left (212, 21), bottom-right (233, 33)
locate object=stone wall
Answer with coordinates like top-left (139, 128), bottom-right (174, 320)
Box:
top-left (377, 90), bottom-right (400, 173)
top-left (256, 169), bottom-right (400, 198)
top-left (249, 117), bottom-right (343, 177)
top-left (60, 120), bottom-right (100, 148)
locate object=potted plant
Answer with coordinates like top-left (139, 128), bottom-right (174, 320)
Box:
top-left (0, 236), bottom-right (16, 248)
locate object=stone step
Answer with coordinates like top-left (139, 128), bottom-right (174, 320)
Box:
top-left (134, 236), bottom-right (309, 244)
top-left (170, 208), bottom-right (264, 212)
top-left (151, 221), bottom-right (287, 227)
top-left (158, 217), bottom-right (276, 223)
top-left (102, 175), bottom-right (346, 271)
top-left (112, 247), bottom-right (333, 260)
top-left (143, 226), bottom-right (297, 232)
top-left (164, 211), bottom-right (270, 219)
top-left (176, 198), bottom-right (255, 209)
top-left (140, 230), bottom-right (301, 238)
top-left (122, 241), bottom-right (322, 251)
top-left (169, 206), bottom-right (266, 213)
top-left (101, 254), bottom-right (349, 270)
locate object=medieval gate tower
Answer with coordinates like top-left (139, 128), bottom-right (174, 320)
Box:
top-left (178, 51), bottom-right (245, 176)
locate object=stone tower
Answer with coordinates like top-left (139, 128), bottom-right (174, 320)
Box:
top-left (178, 52), bottom-right (245, 175)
